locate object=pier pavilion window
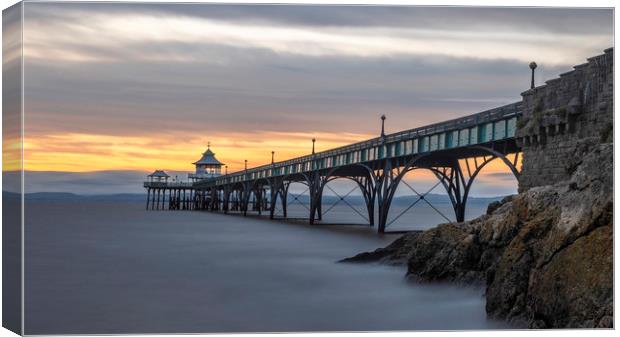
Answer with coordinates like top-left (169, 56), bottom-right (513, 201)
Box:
top-left (412, 139), bottom-right (419, 154)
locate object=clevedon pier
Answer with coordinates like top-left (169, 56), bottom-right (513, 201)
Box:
top-left (144, 48), bottom-right (613, 233)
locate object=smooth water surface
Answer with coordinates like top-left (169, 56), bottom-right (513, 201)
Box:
top-left (25, 200), bottom-right (508, 334)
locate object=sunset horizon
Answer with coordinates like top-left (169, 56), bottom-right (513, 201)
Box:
top-left (5, 3), bottom-right (613, 196)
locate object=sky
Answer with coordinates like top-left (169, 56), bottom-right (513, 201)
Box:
top-left (6, 3), bottom-right (614, 195)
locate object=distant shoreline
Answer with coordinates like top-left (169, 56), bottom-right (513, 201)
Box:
top-left (4, 191), bottom-right (505, 205)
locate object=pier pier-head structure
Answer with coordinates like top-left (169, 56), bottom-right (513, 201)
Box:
top-left (144, 145), bottom-right (224, 210)
top-left (144, 48), bottom-right (613, 233)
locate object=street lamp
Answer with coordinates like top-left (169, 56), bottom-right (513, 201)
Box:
top-left (312, 138), bottom-right (316, 154)
top-left (271, 151), bottom-right (275, 164)
top-left (529, 61), bottom-right (537, 89)
top-left (380, 115), bottom-right (386, 137)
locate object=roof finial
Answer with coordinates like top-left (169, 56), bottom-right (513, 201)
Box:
top-left (207, 141), bottom-right (211, 149)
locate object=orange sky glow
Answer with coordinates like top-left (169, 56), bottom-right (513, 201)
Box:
top-left (18, 130), bottom-right (519, 177)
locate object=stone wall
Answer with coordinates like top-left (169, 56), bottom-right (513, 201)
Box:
top-left (516, 48), bottom-right (613, 192)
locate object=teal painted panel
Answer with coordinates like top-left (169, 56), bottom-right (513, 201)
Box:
top-left (459, 129), bottom-right (469, 146)
top-left (439, 133), bottom-right (446, 150)
top-left (446, 131), bottom-right (457, 148)
top-left (507, 118), bottom-right (517, 137)
top-left (430, 135), bottom-right (439, 151)
top-left (420, 136), bottom-right (430, 152)
top-left (478, 124), bottom-right (487, 142)
top-left (469, 127), bottom-right (478, 144)
top-left (494, 120), bottom-right (506, 139)
top-left (413, 138), bottom-right (419, 154)
top-left (485, 122), bottom-right (494, 141)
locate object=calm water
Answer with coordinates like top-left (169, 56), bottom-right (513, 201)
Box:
top-left (25, 200), bottom-right (508, 334)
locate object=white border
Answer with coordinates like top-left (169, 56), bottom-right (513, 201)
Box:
top-left (0, 1), bottom-right (616, 337)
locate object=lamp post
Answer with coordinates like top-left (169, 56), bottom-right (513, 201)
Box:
top-left (529, 61), bottom-right (537, 89)
top-left (312, 138), bottom-right (316, 155)
top-left (225, 165), bottom-right (228, 175)
top-left (271, 151), bottom-right (275, 164)
top-left (380, 115), bottom-right (386, 138)
top-left (244, 159), bottom-right (248, 171)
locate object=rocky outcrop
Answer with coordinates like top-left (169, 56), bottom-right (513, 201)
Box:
top-left (342, 143), bottom-right (613, 329)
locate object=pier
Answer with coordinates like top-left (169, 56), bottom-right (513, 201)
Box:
top-left (145, 101), bottom-right (522, 233)
top-left (145, 48), bottom-right (613, 233)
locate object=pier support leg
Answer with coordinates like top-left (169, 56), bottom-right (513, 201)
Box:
top-left (281, 184), bottom-right (288, 218)
top-left (156, 189), bottom-right (161, 210)
top-left (146, 188), bottom-right (151, 210)
top-left (376, 161), bottom-right (397, 233)
top-left (162, 188), bottom-right (167, 210)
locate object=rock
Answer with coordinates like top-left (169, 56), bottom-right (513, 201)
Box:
top-left (342, 143), bottom-right (613, 329)
top-left (486, 201), bottom-right (502, 215)
top-left (597, 316), bottom-right (613, 328)
top-left (339, 232), bottom-right (420, 265)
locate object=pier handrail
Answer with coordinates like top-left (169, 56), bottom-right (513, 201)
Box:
top-left (144, 181), bottom-right (194, 188)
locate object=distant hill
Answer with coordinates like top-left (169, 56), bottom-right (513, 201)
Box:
top-left (4, 191), bottom-right (145, 202)
top-left (4, 191), bottom-right (505, 206)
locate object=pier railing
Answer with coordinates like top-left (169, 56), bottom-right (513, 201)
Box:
top-left (144, 181), bottom-right (194, 188)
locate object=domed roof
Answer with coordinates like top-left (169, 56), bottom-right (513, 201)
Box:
top-left (193, 145), bottom-right (223, 166)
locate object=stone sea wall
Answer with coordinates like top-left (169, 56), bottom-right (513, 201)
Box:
top-left (517, 48), bottom-right (613, 191)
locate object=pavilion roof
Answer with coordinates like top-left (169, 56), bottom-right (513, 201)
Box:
top-left (193, 148), bottom-right (223, 166)
top-left (148, 170), bottom-right (170, 178)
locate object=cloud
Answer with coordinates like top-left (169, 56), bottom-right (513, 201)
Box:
top-left (23, 5), bottom-right (612, 65)
top-left (15, 3), bottom-right (612, 196)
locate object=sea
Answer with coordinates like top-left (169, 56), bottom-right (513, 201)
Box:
top-left (22, 196), bottom-right (511, 334)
